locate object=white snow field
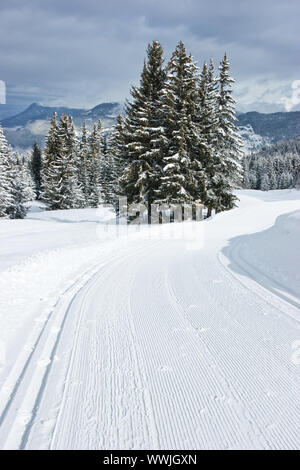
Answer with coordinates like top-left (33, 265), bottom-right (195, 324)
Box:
top-left (0, 190), bottom-right (299, 450)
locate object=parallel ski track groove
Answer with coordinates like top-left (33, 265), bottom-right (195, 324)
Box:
top-left (1, 242), bottom-right (158, 449)
top-left (49, 241), bottom-right (160, 450)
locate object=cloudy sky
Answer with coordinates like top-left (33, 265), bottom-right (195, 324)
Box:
top-left (0, 0), bottom-right (299, 113)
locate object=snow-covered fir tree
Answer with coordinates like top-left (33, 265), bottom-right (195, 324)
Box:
top-left (0, 129), bottom-right (32, 219)
top-left (155, 41), bottom-right (200, 206)
top-left (198, 60), bottom-right (220, 216)
top-left (31, 141), bottom-right (42, 199)
top-left (8, 156), bottom-right (30, 219)
top-left (87, 120), bottom-right (102, 207)
top-left (100, 149), bottom-right (116, 204)
top-left (99, 131), bottom-right (113, 204)
top-left (78, 122), bottom-right (90, 205)
top-left (106, 114), bottom-right (127, 206)
top-left (120, 40), bottom-right (166, 217)
top-left (260, 174), bottom-right (270, 191)
top-left (0, 126), bottom-right (14, 217)
top-left (17, 152), bottom-right (36, 203)
top-left (42, 112), bottom-right (59, 206)
top-left (213, 54), bottom-right (243, 211)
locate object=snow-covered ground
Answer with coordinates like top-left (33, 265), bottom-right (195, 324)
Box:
top-left (0, 190), bottom-right (299, 449)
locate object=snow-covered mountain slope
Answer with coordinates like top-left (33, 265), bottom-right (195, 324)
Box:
top-left (0, 190), bottom-right (300, 449)
top-left (238, 124), bottom-right (271, 154)
top-left (237, 111), bottom-right (300, 143)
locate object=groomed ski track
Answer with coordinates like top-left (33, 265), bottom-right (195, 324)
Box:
top-left (0, 191), bottom-right (299, 450)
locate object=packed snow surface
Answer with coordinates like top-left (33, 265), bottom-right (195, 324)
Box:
top-left (0, 190), bottom-right (299, 450)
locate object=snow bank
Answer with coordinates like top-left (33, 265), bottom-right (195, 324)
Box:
top-left (222, 202), bottom-right (300, 308)
top-left (0, 205), bottom-right (117, 271)
top-left (238, 210), bottom-right (300, 298)
top-left (27, 204), bottom-right (116, 223)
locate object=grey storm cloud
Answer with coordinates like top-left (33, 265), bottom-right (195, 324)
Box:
top-left (0, 0), bottom-right (299, 112)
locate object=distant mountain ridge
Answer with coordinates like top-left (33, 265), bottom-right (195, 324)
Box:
top-left (1, 102), bottom-right (121, 128)
top-left (237, 111), bottom-right (300, 143)
top-left (0, 103), bottom-right (28, 121)
top-left (1, 102), bottom-right (86, 128)
top-left (0, 102), bottom-right (122, 150)
top-left (1, 102), bottom-right (299, 151)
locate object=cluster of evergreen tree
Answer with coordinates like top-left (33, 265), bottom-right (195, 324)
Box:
top-left (243, 137), bottom-right (300, 191)
top-left (42, 113), bottom-right (105, 209)
top-left (40, 113), bottom-right (118, 210)
top-left (112, 40), bottom-right (243, 218)
top-left (1, 113), bottom-right (116, 218)
top-left (0, 126), bottom-right (34, 219)
top-left (1, 40), bottom-right (244, 220)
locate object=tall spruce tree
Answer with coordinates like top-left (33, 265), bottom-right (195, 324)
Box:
top-left (99, 131), bottom-right (114, 204)
top-left (15, 152), bottom-right (35, 202)
top-left (9, 156), bottom-right (29, 219)
top-left (120, 40), bottom-right (166, 218)
top-left (78, 122), bottom-right (90, 205)
top-left (100, 151), bottom-right (116, 204)
top-left (107, 114), bottom-right (127, 206)
top-left (198, 60), bottom-right (220, 216)
top-left (42, 112), bottom-right (59, 206)
top-left (155, 41), bottom-right (200, 206)
top-left (0, 139), bottom-right (31, 219)
top-left (87, 120), bottom-right (102, 207)
top-left (214, 54), bottom-right (243, 211)
top-left (0, 126), bottom-right (13, 217)
top-left (31, 141), bottom-right (42, 199)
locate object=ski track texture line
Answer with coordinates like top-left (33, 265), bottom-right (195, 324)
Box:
top-left (0, 190), bottom-right (300, 449)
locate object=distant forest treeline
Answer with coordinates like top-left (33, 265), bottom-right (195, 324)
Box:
top-left (243, 137), bottom-right (300, 190)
